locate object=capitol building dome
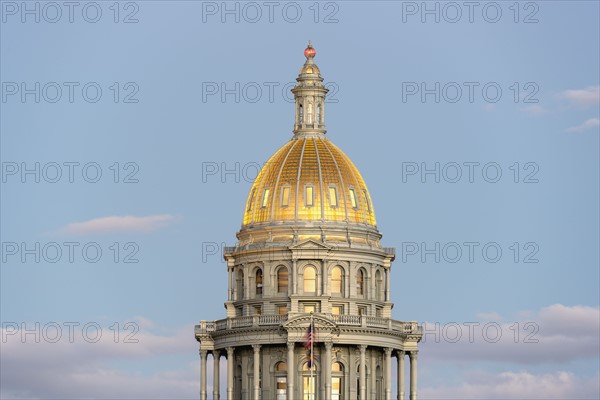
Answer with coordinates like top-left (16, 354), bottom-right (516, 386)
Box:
top-left (195, 42), bottom-right (422, 400)
top-left (242, 135), bottom-right (376, 228)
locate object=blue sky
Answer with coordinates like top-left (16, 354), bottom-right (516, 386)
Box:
top-left (1, 1), bottom-right (599, 398)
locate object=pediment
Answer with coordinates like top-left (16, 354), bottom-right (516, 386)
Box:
top-left (283, 314), bottom-right (338, 331)
top-left (289, 239), bottom-right (331, 251)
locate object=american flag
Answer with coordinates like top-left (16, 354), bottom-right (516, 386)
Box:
top-left (304, 320), bottom-right (315, 367)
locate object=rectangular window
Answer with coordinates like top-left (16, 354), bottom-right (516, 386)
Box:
top-left (305, 186), bottom-right (314, 207)
top-left (329, 186), bottom-right (338, 207)
top-left (358, 306), bottom-right (367, 316)
top-left (349, 188), bottom-right (358, 208)
top-left (281, 186), bottom-right (290, 207)
top-left (376, 307), bottom-right (382, 317)
top-left (363, 189), bottom-right (371, 212)
top-left (236, 306), bottom-right (243, 317)
top-left (278, 305), bottom-right (288, 315)
top-left (303, 304), bottom-right (316, 314)
top-left (254, 305), bottom-right (262, 315)
top-left (261, 189), bottom-right (270, 208)
top-left (247, 189), bottom-right (255, 211)
top-left (332, 305), bottom-right (343, 315)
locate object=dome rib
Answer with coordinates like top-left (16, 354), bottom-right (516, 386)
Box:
top-left (270, 139), bottom-right (300, 222)
top-left (313, 137), bottom-right (325, 221)
top-left (320, 138), bottom-right (349, 222)
top-left (293, 138), bottom-right (308, 222)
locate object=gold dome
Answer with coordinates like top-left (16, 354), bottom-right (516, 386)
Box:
top-left (242, 135), bottom-right (376, 227)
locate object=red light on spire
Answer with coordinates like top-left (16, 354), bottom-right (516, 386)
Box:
top-left (304, 41), bottom-right (316, 58)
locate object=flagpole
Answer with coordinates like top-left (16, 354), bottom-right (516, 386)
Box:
top-left (310, 311), bottom-right (314, 400)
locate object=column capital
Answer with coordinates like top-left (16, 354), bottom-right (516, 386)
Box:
top-left (358, 344), bottom-right (367, 353)
top-left (324, 341), bottom-right (333, 350)
top-left (384, 347), bottom-right (393, 356)
top-left (287, 341), bottom-right (295, 350)
top-left (409, 350), bottom-right (418, 360)
top-left (226, 346), bottom-right (235, 357)
top-left (252, 343), bottom-right (262, 352)
top-left (200, 349), bottom-right (208, 357)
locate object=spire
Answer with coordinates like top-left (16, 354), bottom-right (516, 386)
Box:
top-left (291, 41), bottom-right (328, 136)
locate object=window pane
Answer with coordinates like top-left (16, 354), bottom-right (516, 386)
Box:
top-left (278, 268), bottom-right (289, 293)
top-left (329, 187), bottom-right (338, 207)
top-left (305, 186), bottom-right (314, 207)
top-left (247, 189), bottom-right (255, 211)
top-left (304, 266), bottom-right (316, 292)
top-left (278, 305), bottom-right (288, 315)
top-left (262, 188), bottom-right (270, 208)
top-left (363, 189), bottom-right (371, 212)
top-left (332, 306), bottom-right (342, 315)
top-left (349, 188), bottom-right (357, 208)
top-left (281, 186), bottom-right (290, 207)
top-left (304, 304), bottom-right (315, 314)
top-left (332, 266), bottom-right (342, 294)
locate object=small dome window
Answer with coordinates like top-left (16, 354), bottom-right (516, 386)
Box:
top-left (261, 188), bottom-right (270, 208)
top-left (281, 186), bottom-right (290, 207)
top-left (305, 185), bottom-right (314, 207)
top-left (349, 188), bottom-right (358, 209)
top-left (329, 186), bottom-right (338, 207)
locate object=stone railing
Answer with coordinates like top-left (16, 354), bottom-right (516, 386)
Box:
top-left (196, 314), bottom-right (421, 335)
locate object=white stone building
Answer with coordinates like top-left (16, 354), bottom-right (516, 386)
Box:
top-left (195, 42), bottom-right (422, 400)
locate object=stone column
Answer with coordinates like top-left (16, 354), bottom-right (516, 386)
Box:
top-left (359, 345), bottom-right (367, 400)
top-left (287, 342), bottom-right (295, 400)
top-left (200, 350), bottom-right (208, 400)
top-left (384, 348), bottom-right (392, 400)
top-left (409, 351), bottom-right (417, 400)
top-left (324, 342), bottom-right (333, 400)
top-left (227, 347), bottom-right (234, 400)
top-left (253, 344), bottom-right (261, 400)
top-left (292, 260), bottom-right (298, 294)
top-left (385, 270), bottom-right (390, 301)
top-left (397, 351), bottom-right (405, 400)
top-left (213, 351), bottom-right (220, 400)
top-left (228, 267), bottom-right (232, 301)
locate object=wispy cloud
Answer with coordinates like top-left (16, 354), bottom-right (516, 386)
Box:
top-left (566, 118), bottom-right (600, 133)
top-left (562, 86), bottom-right (600, 107)
top-left (421, 304), bottom-right (600, 365)
top-left (57, 214), bottom-right (177, 235)
top-left (0, 321), bottom-right (198, 399)
top-left (421, 370), bottom-right (599, 399)
top-left (520, 104), bottom-right (547, 116)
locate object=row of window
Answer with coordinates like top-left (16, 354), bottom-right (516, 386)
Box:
top-left (247, 186), bottom-right (372, 212)
top-left (238, 267), bottom-right (385, 300)
top-left (243, 302), bottom-right (382, 317)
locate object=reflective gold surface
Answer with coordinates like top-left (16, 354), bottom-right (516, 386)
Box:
top-left (242, 135), bottom-right (376, 226)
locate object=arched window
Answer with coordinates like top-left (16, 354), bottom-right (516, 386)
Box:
top-left (256, 269), bottom-right (263, 296)
top-left (236, 269), bottom-right (244, 301)
top-left (299, 104), bottom-right (303, 124)
top-left (304, 266), bottom-right (316, 293)
top-left (275, 362), bottom-right (287, 400)
top-left (332, 362), bottom-right (344, 400)
top-left (375, 269), bottom-right (383, 301)
top-left (277, 267), bottom-right (289, 294)
top-left (356, 269), bottom-right (365, 297)
top-left (303, 362), bottom-right (317, 400)
top-left (331, 266), bottom-right (343, 296)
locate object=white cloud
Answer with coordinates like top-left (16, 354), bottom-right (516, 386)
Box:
top-left (566, 118), bottom-right (600, 133)
top-left (562, 86), bottom-right (600, 107)
top-left (520, 104), bottom-right (547, 116)
top-left (57, 214), bottom-right (177, 235)
top-left (421, 304), bottom-right (600, 365)
top-left (0, 321), bottom-right (198, 399)
top-left (421, 370), bottom-right (599, 399)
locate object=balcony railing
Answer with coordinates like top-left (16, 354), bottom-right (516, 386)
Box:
top-left (196, 314), bottom-right (422, 336)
